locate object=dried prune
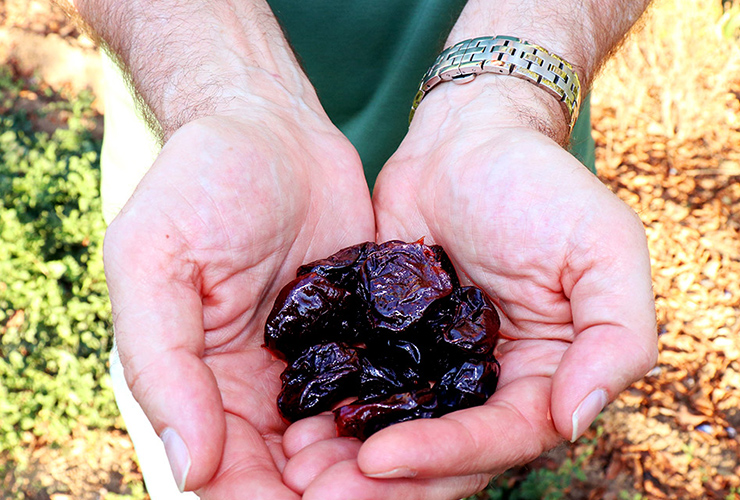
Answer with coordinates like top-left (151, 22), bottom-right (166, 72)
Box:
top-left (335, 388), bottom-right (440, 441)
top-left (297, 241), bottom-right (378, 287)
top-left (441, 287), bottom-right (501, 357)
top-left (263, 239), bottom-right (501, 439)
top-left (358, 356), bottom-right (425, 400)
top-left (435, 359), bottom-right (500, 411)
top-left (278, 342), bottom-right (363, 422)
top-left (264, 272), bottom-right (357, 361)
top-left (359, 240), bottom-right (456, 332)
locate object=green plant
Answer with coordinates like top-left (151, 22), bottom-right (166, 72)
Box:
top-left (720, 3), bottom-right (740, 38)
top-left (618, 492), bottom-right (645, 500)
top-left (470, 427), bottom-right (601, 500)
top-left (682, 441), bottom-right (697, 462)
top-left (0, 67), bottom-right (118, 460)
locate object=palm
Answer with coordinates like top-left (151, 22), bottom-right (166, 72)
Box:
top-left (372, 122), bottom-right (656, 443)
top-left (371, 127), bottom-right (612, 459)
top-left (376, 126), bottom-right (606, 342)
top-left (104, 113), bottom-right (375, 497)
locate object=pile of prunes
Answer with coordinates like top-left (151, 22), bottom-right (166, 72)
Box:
top-left (263, 239), bottom-right (501, 440)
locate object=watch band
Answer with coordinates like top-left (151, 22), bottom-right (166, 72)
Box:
top-left (409, 35), bottom-right (582, 131)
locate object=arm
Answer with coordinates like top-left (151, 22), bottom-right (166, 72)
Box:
top-left (415, 0), bottom-right (652, 145)
top-left (63, 1), bottom-right (375, 497)
top-left (68, 0), bottom-right (320, 140)
top-left (285, 2), bottom-right (658, 499)
top-left (447, 0), bottom-right (650, 84)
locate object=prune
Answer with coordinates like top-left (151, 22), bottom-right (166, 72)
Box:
top-left (297, 241), bottom-right (378, 287)
top-left (358, 356), bottom-right (425, 400)
top-left (359, 240), bottom-right (457, 332)
top-left (263, 240), bottom-right (501, 440)
top-left (277, 342), bottom-right (363, 422)
top-left (429, 244), bottom-right (461, 289)
top-left (264, 272), bottom-right (357, 361)
top-left (435, 359), bottom-right (500, 411)
top-left (441, 287), bottom-right (501, 357)
top-left (334, 388), bottom-right (439, 441)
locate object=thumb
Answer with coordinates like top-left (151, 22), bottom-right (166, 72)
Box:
top-left (551, 216), bottom-right (658, 442)
top-left (104, 223), bottom-right (225, 492)
top-left (551, 323), bottom-right (657, 442)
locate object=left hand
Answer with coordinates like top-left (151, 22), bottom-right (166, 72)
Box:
top-left (281, 77), bottom-right (658, 500)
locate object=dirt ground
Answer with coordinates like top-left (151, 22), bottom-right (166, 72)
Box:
top-left (1, 0), bottom-right (739, 499)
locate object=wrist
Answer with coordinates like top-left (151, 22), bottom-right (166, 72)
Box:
top-left (410, 73), bottom-right (570, 145)
top-left (156, 64), bottom-right (320, 142)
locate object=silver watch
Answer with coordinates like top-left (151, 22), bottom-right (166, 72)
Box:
top-left (410, 35), bottom-right (582, 130)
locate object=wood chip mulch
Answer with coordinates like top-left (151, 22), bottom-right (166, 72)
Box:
top-left (583, 86), bottom-right (740, 498)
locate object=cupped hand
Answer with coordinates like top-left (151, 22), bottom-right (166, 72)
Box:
top-left (103, 101), bottom-right (375, 498)
top-left (282, 78), bottom-right (658, 500)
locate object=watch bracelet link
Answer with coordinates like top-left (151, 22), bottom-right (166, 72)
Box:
top-left (409, 35), bottom-right (581, 131)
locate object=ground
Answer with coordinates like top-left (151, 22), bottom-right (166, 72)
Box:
top-left (1, 0), bottom-right (739, 499)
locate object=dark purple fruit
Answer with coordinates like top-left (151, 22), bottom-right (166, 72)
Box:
top-left (334, 388), bottom-right (439, 441)
top-left (262, 240), bottom-right (502, 438)
top-left (297, 241), bottom-right (378, 288)
top-left (435, 359), bottom-right (500, 411)
top-left (358, 356), bottom-right (425, 400)
top-left (277, 342), bottom-right (363, 422)
top-left (359, 240), bottom-right (456, 332)
top-left (264, 272), bottom-right (356, 361)
top-left (441, 287), bottom-right (501, 357)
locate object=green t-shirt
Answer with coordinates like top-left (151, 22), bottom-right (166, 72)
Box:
top-left (269, 0), bottom-right (595, 189)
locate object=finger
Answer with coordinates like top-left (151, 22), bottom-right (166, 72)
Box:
top-left (303, 460), bottom-right (490, 500)
top-left (550, 324), bottom-right (657, 442)
top-left (357, 376), bottom-right (562, 480)
top-left (104, 220), bottom-right (225, 491)
top-left (283, 437), bottom-right (362, 493)
top-left (552, 210), bottom-right (658, 442)
top-left (198, 413), bottom-right (301, 500)
top-left (282, 414), bottom-right (338, 458)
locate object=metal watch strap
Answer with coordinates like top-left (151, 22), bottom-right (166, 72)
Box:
top-left (409, 35), bottom-right (581, 130)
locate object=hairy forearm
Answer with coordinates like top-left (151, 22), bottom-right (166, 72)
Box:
top-left (413, 0), bottom-right (651, 144)
top-left (447, 0), bottom-right (652, 88)
top-left (62, 0), bottom-right (315, 140)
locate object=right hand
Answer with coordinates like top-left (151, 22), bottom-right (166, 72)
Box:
top-left (103, 100), bottom-right (375, 498)
top-left (279, 77), bottom-right (657, 500)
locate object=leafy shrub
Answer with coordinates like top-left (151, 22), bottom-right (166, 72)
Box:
top-left (0, 70), bottom-right (118, 459)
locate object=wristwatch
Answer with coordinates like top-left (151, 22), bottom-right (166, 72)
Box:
top-left (410, 35), bottom-right (581, 131)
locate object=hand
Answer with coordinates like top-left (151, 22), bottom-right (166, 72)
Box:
top-left (103, 103), bottom-right (375, 498)
top-left (281, 78), bottom-right (658, 500)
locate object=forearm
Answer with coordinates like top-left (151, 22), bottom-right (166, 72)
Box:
top-left (447, 0), bottom-right (651, 88)
top-left (63, 0), bottom-right (316, 140)
top-left (412, 0), bottom-right (651, 144)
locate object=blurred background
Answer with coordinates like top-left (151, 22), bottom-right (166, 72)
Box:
top-left (0, 0), bottom-right (738, 498)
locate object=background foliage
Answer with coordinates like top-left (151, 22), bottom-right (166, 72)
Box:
top-left (0, 68), bottom-right (118, 462)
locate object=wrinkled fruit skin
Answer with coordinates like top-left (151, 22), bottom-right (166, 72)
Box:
top-left (263, 239), bottom-right (501, 440)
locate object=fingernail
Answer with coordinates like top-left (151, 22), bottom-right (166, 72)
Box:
top-left (571, 389), bottom-right (608, 442)
top-left (161, 427), bottom-right (191, 492)
top-left (365, 466), bottom-right (417, 479)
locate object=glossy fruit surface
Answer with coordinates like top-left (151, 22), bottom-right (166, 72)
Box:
top-left (263, 240), bottom-right (501, 439)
